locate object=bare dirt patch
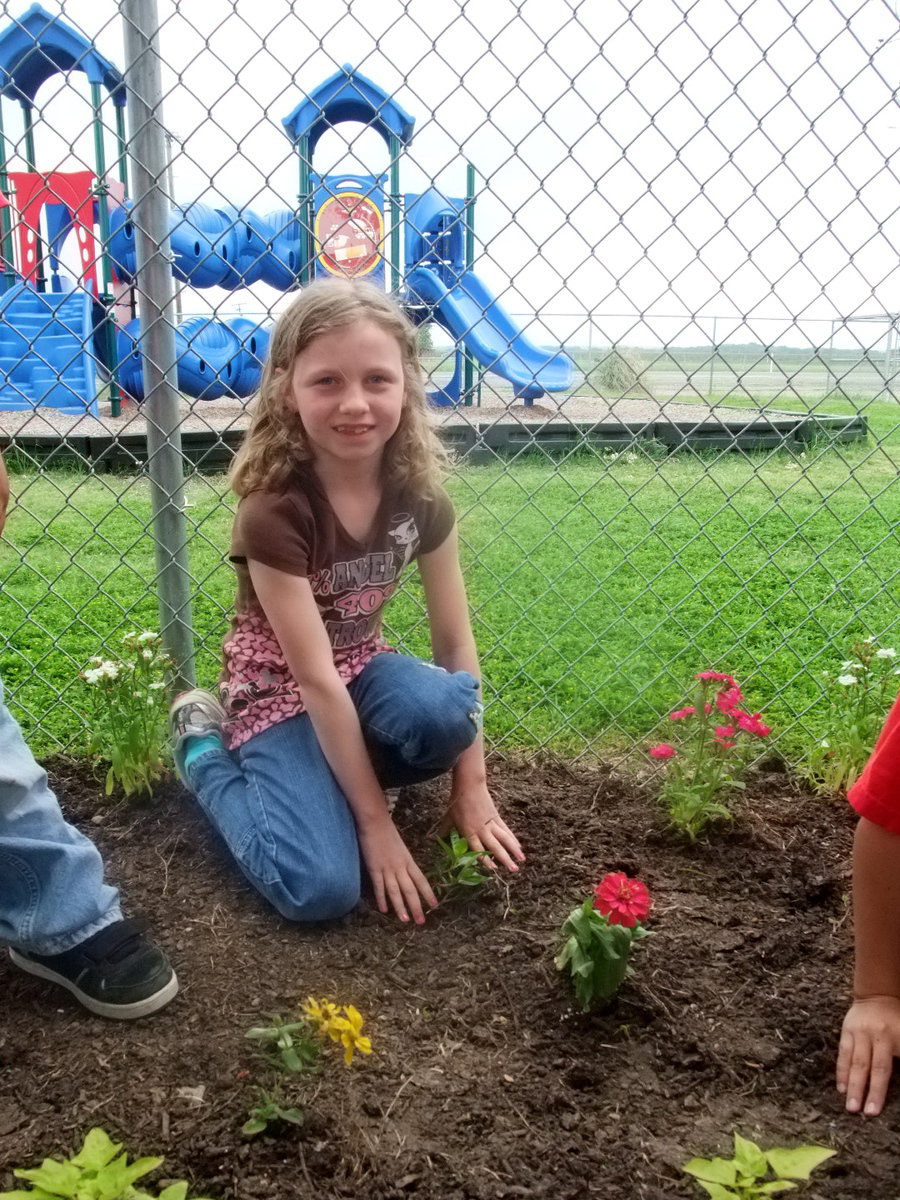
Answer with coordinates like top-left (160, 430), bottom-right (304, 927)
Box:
top-left (1, 757), bottom-right (895, 1199)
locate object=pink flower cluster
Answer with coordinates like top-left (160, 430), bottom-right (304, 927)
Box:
top-left (593, 871), bottom-right (652, 927)
top-left (649, 671), bottom-right (771, 759)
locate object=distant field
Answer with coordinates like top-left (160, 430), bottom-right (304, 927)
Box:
top-left (421, 344), bottom-right (899, 407)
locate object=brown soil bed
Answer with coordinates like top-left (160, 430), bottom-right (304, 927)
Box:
top-left (1, 757), bottom-right (896, 1199)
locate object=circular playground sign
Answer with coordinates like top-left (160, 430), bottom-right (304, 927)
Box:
top-left (315, 191), bottom-right (383, 278)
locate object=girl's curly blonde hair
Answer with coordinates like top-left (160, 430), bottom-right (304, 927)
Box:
top-left (229, 278), bottom-right (448, 498)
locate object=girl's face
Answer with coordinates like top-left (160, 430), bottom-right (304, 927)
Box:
top-left (289, 319), bottom-right (405, 473)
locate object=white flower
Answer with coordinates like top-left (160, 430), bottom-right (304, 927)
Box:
top-left (142, 649), bottom-right (154, 660)
top-left (149, 681), bottom-right (165, 690)
top-left (837, 674), bottom-right (858, 686)
top-left (875, 648), bottom-right (897, 659)
top-left (122, 632), bottom-right (138, 641)
top-left (85, 660), bottom-right (120, 683)
top-left (136, 631), bottom-right (158, 644)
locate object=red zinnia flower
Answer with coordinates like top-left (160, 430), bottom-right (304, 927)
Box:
top-left (649, 743), bottom-right (676, 759)
top-left (695, 671), bottom-right (737, 685)
top-left (593, 872), bottom-right (652, 927)
top-left (669, 705), bottom-right (696, 721)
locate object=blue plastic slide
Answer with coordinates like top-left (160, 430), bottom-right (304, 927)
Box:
top-left (117, 315), bottom-right (270, 401)
top-left (406, 266), bottom-right (573, 401)
top-left (0, 280), bottom-right (98, 415)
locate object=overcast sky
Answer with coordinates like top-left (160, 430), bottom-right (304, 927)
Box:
top-left (2, 0), bottom-right (900, 351)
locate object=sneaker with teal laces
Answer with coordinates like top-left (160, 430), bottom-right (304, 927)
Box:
top-left (169, 688), bottom-right (226, 786)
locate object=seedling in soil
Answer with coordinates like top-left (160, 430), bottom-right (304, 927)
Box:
top-left (556, 871), bottom-right (651, 1010)
top-left (245, 1014), bottom-right (320, 1075)
top-left (242, 1087), bottom-right (305, 1138)
top-left (433, 828), bottom-right (496, 896)
top-left (683, 1132), bottom-right (836, 1198)
top-left (649, 670), bottom-right (772, 840)
top-left (81, 631), bottom-right (175, 799)
top-left (0, 1126), bottom-right (214, 1200)
top-left (301, 998), bottom-right (373, 1065)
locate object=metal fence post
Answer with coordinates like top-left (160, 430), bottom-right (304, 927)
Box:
top-left (121, 0), bottom-right (196, 689)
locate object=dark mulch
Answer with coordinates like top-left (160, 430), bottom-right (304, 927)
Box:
top-left (0, 756), bottom-right (896, 1199)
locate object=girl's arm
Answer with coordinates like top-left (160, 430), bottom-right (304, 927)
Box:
top-left (417, 526), bottom-right (525, 873)
top-left (248, 559), bottom-right (438, 924)
top-left (836, 816), bottom-right (900, 1115)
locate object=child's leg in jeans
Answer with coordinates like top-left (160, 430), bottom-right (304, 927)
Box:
top-left (349, 653), bottom-right (482, 788)
top-left (187, 716), bottom-right (361, 922)
top-left (0, 678), bottom-right (122, 953)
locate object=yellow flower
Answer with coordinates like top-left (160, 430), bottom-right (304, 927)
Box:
top-left (301, 996), bottom-right (341, 1035)
top-left (300, 998), bottom-right (372, 1065)
top-left (334, 1004), bottom-right (372, 1065)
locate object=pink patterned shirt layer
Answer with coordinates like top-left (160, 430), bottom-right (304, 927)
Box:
top-left (221, 470), bottom-right (456, 750)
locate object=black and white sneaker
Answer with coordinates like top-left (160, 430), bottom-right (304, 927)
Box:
top-left (9, 918), bottom-right (178, 1020)
top-left (169, 687), bottom-right (227, 786)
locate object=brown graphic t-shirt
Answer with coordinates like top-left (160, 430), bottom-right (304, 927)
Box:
top-left (220, 469), bottom-right (456, 749)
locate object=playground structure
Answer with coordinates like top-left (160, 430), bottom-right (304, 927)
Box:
top-left (0, 4), bottom-right (573, 418)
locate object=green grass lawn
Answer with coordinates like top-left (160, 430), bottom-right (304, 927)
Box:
top-left (2, 429), bottom-right (899, 764)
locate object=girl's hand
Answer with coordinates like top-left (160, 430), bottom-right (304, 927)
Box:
top-left (837, 995), bottom-right (900, 1115)
top-left (437, 781), bottom-right (525, 874)
top-left (357, 816), bottom-right (438, 925)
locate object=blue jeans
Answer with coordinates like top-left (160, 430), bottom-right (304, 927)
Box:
top-left (189, 653), bottom-right (482, 922)
top-left (0, 676), bottom-right (121, 954)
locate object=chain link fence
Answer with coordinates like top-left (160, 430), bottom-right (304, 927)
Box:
top-left (0, 0), bottom-right (898, 762)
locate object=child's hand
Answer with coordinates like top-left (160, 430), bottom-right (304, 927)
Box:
top-left (438, 781), bottom-right (525, 874)
top-left (836, 995), bottom-right (900, 1115)
top-left (357, 817), bottom-right (438, 925)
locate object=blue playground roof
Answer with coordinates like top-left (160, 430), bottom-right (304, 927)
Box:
top-left (0, 4), bottom-right (125, 106)
top-left (282, 64), bottom-right (415, 154)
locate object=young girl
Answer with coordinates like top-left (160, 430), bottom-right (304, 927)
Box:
top-left (170, 278), bottom-right (524, 925)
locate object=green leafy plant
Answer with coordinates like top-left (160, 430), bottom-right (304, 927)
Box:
top-left (555, 872), bottom-right (651, 1010)
top-left (649, 671), bottom-right (772, 839)
top-left (0, 1126), bottom-right (213, 1199)
top-left (245, 1014), bottom-right (320, 1075)
top-left (82, 631), bottom-right (174, 798)
top-left (241, 1087), bottom-right (305, 1138)
top-left (683, 1132), bottom-right (835, 1198)
top-left (803, 637), bottom-right (898, 794)
top-left (433, 829), bottom-right (495, 896)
